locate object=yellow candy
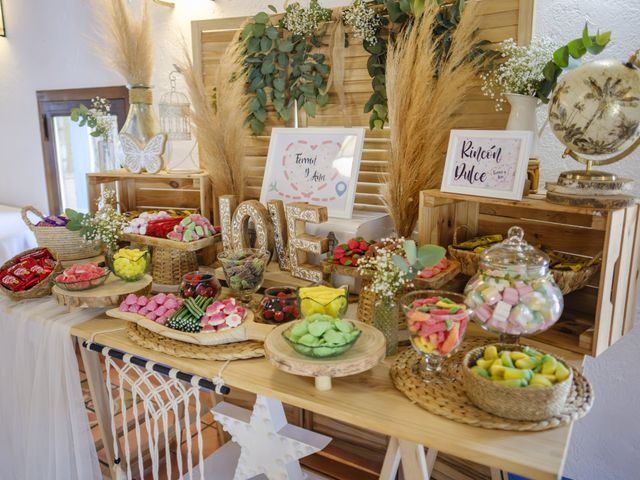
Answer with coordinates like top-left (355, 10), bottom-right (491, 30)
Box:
top-left (541, 354), bottom-right (558, 375)
top-left (509, 351), bottom-right (529, 361)
top-left (483, 345), bottom-right (498, 361)
top-left (490, 364), bottom-right (506, 378)
top-left (555, 362), bottom-right (571, 382)
top-left (530, 374), bottom-right (553, 387)
top-left (475, 358), bottom-right (493, 370)
top-left (515, 357), bottom-right (537, 370)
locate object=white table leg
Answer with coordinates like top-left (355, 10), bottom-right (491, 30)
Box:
top-left (379, 437), bottom-right (401, 480)
top-left (380, 438), bottom-right (438, 480)
top-left (80, 347), bottom-right (118, 480)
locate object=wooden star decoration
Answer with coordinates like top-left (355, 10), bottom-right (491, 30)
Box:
top-left (213, 395), bottom-right (331, 480)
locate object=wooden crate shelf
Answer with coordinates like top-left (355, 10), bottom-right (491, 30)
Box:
top-left (86, 169), bottom-right (214, 221)
top-left (418, 189), bottom-right (640, 357)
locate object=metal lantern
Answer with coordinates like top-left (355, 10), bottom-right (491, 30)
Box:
top-left (159, 68), bottom-right (192, 141)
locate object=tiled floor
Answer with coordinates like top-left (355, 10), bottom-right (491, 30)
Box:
top-left (77, 348), bottom-right (221, 479)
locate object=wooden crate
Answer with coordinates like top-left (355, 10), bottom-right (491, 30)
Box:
top-left (418, 189), bottom-right (640, 357)
top-left (86, 169), bottom-right (214, 221)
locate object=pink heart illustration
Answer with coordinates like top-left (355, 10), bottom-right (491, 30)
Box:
top-left (310, 144), bottom-right (318, 151)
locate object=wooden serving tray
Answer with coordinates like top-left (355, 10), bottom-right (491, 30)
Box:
top-left (106, 308), bottom-right (274, 346)
top-left (121, 233), bottom-right (219, 252)
top-left (52, 274), bottom-right (152, 309)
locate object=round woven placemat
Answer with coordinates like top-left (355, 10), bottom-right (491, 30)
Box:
top-left (390, 337), bottom-right (594, 431)
top-left (127, 324), bottom-right (264, 361)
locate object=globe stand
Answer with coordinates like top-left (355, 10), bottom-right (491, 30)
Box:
top-left (546, 145), bottom-right (638, 208)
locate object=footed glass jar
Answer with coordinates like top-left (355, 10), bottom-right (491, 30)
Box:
top-left (464, 226), bottom-right (564, 342)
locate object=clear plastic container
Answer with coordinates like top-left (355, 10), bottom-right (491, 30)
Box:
top-left (464, 226), bottom-right (564, 340)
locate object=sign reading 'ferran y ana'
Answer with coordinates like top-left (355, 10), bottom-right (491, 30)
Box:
top-left (441, 129), bottom-right (533, 200)
top-left (260, 128), bottom-right (365, 219)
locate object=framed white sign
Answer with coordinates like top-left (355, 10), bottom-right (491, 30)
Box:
top-left (440, 129), bottom-right (533, 200)
top-left (260, 127), bottom-right (365, 219)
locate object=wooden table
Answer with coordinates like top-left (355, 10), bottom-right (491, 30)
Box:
top-left (72, 316), bottom-right (581, 480)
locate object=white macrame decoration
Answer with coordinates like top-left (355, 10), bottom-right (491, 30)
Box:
top-left (213, 395), bottom-right (332, 480)
top-left (104, 354), bottom-right (209, 480)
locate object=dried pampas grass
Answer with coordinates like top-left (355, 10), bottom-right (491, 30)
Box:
top-left (177, 38), bottom-right (249, 199)
top-left (383, 2), bottom-right (483, 237)
top-left (92, 0), bottom-right (154, 86)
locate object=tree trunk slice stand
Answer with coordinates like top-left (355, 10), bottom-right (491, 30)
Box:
top-left (121, 233), bottom-right (220, 290)
top-left (52, 274), bottom-right (152, 309)
top-left (263, 320), bottom-right (386, 391)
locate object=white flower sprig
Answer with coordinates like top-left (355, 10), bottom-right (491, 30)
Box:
top-left (343, 0), bottom-right (381, 45)
top-left (481, 37), bottom-right (557, 111)
top-left (281, 0), bottom-right (332, 36)
top-left (67, 190), bottom-right (127, 252)
top-left (357, 237), bottom-right (412, 302)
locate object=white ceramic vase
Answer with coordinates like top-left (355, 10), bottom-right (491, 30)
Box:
top-left (505, 93), bottom-right (539, 158)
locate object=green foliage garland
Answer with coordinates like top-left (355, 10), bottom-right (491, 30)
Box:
top-left (241, 5), bottom-right (331, 135)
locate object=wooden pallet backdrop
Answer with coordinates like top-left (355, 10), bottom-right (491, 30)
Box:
top-left (192, 0), bottom-right (535, 212)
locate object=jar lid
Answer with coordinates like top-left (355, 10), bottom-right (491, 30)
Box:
top-left (479, 226), bottom-right (549, 272)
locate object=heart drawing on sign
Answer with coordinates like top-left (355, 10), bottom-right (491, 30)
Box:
top-left (278, 139), bottom-right (344, 202)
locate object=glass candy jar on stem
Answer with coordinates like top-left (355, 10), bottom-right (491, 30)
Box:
top-left (464, 226), bottom-right (564, 344)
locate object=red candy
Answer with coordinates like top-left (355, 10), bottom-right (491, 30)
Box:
top-left (0, 248), bottom-right (56, 292)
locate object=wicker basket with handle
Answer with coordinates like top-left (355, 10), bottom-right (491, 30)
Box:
top-left (0, 247), bottom-right (63, 301)
top-left (21, 206), bottom-right (102, 261)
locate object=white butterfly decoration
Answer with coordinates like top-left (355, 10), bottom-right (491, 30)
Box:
top-left (120, 133), bottom-right (166, 174)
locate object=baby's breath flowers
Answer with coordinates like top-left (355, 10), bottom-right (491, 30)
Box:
top-left (65, 190), bottom-right (127, 252)
top-left (481, 38), bottom-right (557, 111)
top-left (281, 0), bottom-right (332, 36)
top-left (342, 0), bottom-right (381, 45)
top-left (357, 238), bottom-right (412, 302)
top-left (70, 96), bottom-right (114, 140)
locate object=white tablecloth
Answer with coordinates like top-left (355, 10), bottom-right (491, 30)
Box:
top-left (0, 205), bottom-right (37, 265)
top-left (0, 297), bottom-right (102, 480)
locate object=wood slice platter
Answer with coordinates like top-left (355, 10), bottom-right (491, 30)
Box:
top-left (545, 188), bottom-right (637, 208)
top-left (52, 274), bottom-right (152, 309)
top-left (106, 308), bottom-right (275, 346)
top-left (264, 319), bottom-right (386, 391)
top-left (413, 259), bottom-right (461, 290)
top-left (121, 233), bottom-right (220, 252)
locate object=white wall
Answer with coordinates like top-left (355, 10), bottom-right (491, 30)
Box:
top-left (533, 2), bottom-right (640, 478)
top-left (534, 0), bottom-right (640, 195)
top-left (0, 0), bottom-right (639, 478)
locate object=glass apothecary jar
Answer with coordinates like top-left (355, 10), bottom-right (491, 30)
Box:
top-left (463, 226), bottom-right (564, 342)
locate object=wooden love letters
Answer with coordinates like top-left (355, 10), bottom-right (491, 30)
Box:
top-left (219, 197), bottom-right (328, 281)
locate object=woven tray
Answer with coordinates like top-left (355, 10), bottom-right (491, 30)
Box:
top-left (127, 323), bottom-right (264, 361)
top-left (390, 338), bottom-right (593, 431)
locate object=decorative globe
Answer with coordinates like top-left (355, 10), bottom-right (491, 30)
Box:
top-left (548, 58), bottom-right (640, 157)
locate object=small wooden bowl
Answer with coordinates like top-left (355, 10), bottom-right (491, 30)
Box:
top-left (462, 344), bottom-right (573, 421)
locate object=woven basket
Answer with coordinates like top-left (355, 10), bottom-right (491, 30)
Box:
top-left (151, 248), bottom-right (198, 285)
top-left (21, 206), bottom-right (102, 261)
top-left (0, 247), bottom-right (63, 301)
top-left (462, 344), bottom-right (573, 421)
top-left (551, 253), bottom-right (601, 295)
top-left (447, 225), bottom-right (482, 276)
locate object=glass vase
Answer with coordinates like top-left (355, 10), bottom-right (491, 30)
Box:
top-left (96, 139), bottom-right (116, 172)
top-left (121, 85), bottom-right (159, 144)
top-left (374, 298), bottom-right (399, 356)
